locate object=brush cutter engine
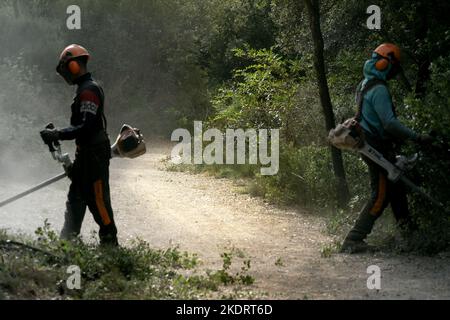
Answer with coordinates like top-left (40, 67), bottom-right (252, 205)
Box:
top-left (111, 124), bottom-right (146, 159)
top-left (328, 124), bottom-right (448, 213)
top-left (328, 118), bottom-right (365, 151)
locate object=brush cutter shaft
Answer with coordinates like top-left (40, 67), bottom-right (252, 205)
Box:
top-left (358, 143), bottom-right (402, 181)
top-left (399, 175), bottom-right (448, 213)
top-left (0, 172), bottom-right (67, 208)
top-left (358, 142), bottom-right (449, 214)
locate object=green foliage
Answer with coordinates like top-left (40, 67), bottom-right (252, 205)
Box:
top-left (0, 224), bottom-right (255, 299)
top-left (207, 247), bottom-right (254, 286)
top-left (320, 241), bottom-right (341, 258)
top-left (194, 0), bottom-right (278, 83)
top-left (252, 145), bottom-right (335, 206)
top-left (211, 47), bottom-right (300, 131)
top-left (210, 47), bottom-right (326, 147)
top-left (274, 257), bottom-right (284, 267)
top-left (247, 144), bottom-right (367, 208)
top-left (401, 56), bottom-right (450, 252)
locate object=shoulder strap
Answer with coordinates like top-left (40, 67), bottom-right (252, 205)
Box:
top-left (355, 78), bottom-right (387, 120)
top-left (94, 84), bottom-right (107, 132)
top-left (102, 112), bottom-right (108, 133)
top-left (354, 78), bottom-right (387, 137)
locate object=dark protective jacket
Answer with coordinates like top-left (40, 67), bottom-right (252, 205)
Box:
top-left (59, 73), bottom-right (110, 185)
top-left (59, 73), bottom-right (109, 147)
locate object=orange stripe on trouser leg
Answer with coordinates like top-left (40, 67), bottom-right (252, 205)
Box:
top-left (370, 173), bottom-right (387, 216)
top-left (94, 180), bottom-right (112, 226)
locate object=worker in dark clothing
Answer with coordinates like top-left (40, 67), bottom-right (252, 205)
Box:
top-left (40, 44), bottom-right (118, 246)
top-left (341, 43), bottom-right (432, 253)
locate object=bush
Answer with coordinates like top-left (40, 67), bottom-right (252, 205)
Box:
top-left (401, 56), bottom-right (450, 253)
top-left (247, 144), bottom-right (368, 208)
top-left (0, 222), bottom-right (255, 299)
top-left (210, 47), bottom-right (299, 132)
top-left (191, 47), bottom-right (370, 209)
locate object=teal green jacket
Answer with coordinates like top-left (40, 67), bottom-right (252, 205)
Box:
top-left (359, 56), bottom-right (418, 142)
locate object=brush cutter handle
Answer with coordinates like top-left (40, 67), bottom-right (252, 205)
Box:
top-left (42, 123), bottom-right (60, 153)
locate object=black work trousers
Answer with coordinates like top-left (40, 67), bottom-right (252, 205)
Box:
top-left (346, 152), bottom-right (411, 242)
top-left (60, 142), bottom-right (118, 245)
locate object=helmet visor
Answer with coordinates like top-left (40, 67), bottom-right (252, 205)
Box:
top-left (56, 60), bottom-right (74, 84)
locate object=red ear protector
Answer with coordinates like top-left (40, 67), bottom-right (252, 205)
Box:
top-left (56, 59), bottom-right (80, 77)
top-left (68, 60), bottom-right (80, 75)
top-left (56, 59), bottom-right (79, 85)
top-left (375, 56), bottom-right (389, 71)
top-left (375, 52), bottom-right (396, 71)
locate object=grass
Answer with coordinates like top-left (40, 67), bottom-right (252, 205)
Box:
top-left (0, 222), bottom-right (255, 300)
top-left (320, 241), bottom-right (341, 258)
top-left (274, 257), bottom-right (284, 267)
top-left (164, 156), bottom-right (257, 180)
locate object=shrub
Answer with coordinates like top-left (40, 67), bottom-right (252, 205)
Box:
top-left (401, 56), bottom-right (450, 253)
top-left (0, 223), bottom-right (255, 299)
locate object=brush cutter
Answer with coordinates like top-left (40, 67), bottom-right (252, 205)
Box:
top-left (328, 120), bottom-right (449, 213)
top-left (0, 124), bottom-right (146, 208)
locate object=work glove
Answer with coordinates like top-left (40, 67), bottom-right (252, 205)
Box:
top-left (40, 128), bottom-right (60, 145)
top-left (63, 162), bottom-right (73, 180)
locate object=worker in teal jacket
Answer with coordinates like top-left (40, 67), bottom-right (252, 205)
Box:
top-left (341, 43), bottom-right (432, 253)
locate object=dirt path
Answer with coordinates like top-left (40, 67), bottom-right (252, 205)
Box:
top-left (1, 140), bottom-right (449, 299)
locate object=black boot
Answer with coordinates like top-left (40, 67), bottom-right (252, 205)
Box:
top-left (341, 207), bottom-right (378, 254)
top-left (60, 199), bottom-right (86, 241)
top-left (99, 223), bottom-right (119, 247)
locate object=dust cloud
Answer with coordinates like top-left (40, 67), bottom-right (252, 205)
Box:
top-left (0, 2), bottom-right (179, 236)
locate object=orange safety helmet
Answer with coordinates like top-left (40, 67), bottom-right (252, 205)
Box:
top-left (373, 43), bottom-right (401, 71)
top-left (56, 44), bottom-right (90, 83)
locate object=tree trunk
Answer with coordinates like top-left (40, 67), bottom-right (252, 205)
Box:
top-left (304, 0), bottom-right (350, 208)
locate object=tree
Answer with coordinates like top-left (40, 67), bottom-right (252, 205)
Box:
top-left (303, 0), bottom-right (350, 208)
